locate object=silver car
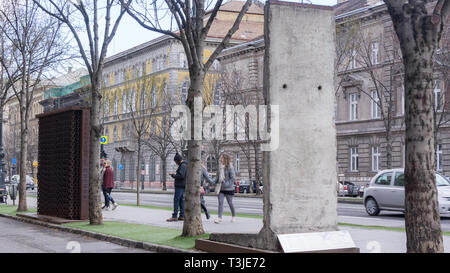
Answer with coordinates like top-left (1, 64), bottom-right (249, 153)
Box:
top-left (364, 169), bottom-right (450, 216)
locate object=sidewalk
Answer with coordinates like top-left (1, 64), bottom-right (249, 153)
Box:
top-left (114, 186), bottom-right (364, 203)
top-left (22, 197), bottom-right (450, 253)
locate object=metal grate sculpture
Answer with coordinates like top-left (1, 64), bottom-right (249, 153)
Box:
top-left (37, 107), bottom-right (90, 220)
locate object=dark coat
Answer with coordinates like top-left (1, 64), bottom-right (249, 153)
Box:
top-left (171, 161), bottom-right (187, 189)
top-left (103, 166), bottom-right (115, 189)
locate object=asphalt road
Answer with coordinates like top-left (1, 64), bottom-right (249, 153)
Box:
top-left (107, 191), bottom-right (450, 232)
top-left (0, 216), bottom-right (151, 253)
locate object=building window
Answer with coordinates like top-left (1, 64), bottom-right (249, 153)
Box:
top-left (350, 147), bottom-right (359, 172)
top-left (372, 146), bottom-right (380, 172)
top-left (371, 42), bottom-right (379, 65)
top-left (434, 80), bottom-right (442, 111)
top-left (437, 144), bottom-right (443, 172)
top-left (401, 84), bottom-right (405, 115)
top-left (141, 90), bottom-right (147, 111)
top-left (104, 96), bottom-right (110, 116)
top-left (207, 155), bottom-right (217, 174)
top-left (152, 85), bottom-right (157, 107)
top-left (131, 89), bottom-right (136, 112)
top-left (122, 92), bottom-right (127, 114)
top-left (349, 93), bottom-right (358, 121)
top-left (371, 91), bottom-right (380, 119)
top-left (213, 83), bottom-right (221, 105)
top-left (181, 81), bottom-right (189, 104)
top-left (180, 53), bottom-right (187, 68)
top-left (114, 95), bottom-right (118, 115)
top-left (235, 153), bottom-right (240, 173)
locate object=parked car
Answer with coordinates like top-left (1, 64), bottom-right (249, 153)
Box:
top-left (0, 178), bottom-right (7, 204)
top-left (236, 180), bottom-right (251, 194)
top-left (11, 175), bottom-right (35, 190)
top-left (339, 181), bottom-right (359, 197)
top-left (364, 169), bottom-right (450, 216)
top-left (358, 185), bottom-right (366, 197)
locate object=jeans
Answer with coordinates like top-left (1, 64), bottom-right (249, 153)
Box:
top-left (102, 187), bottom-right (115, 207)
top-left (172, 187), bottom-right (185, 218)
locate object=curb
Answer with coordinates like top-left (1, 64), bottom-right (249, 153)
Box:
top-left (0, 213), bottom-right (198, 253)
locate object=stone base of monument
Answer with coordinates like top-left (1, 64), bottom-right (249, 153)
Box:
top-left (16, 213), bottom-right (86, 225)
top-left (196, 230), bottom-right (359, 253)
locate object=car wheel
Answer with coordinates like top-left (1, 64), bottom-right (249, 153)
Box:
top-left (365, 197), bottom-right (380, 216)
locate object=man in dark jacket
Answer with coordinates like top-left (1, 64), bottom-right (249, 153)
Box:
top-left (167, 153), bottom-right (187, 221)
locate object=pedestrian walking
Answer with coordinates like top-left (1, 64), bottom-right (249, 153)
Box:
top-left (200, 162), bottom-right (214, 220)
top-left (102, 160), bottom-right (119, 211)
top-left (167, 153), bottom-right (187, 222)
top-left (211, 154), bottom-right (236, 224)
top-left (99, 158), bottom-right (106, 206)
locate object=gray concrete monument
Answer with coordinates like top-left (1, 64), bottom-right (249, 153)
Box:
top-left (196, 0), bottom-right (358, 253)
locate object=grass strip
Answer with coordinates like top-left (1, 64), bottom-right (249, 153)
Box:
top-left (64, 221), bottom-right (209, 250)
top-left (0, 204), bottom-right (37, 216)
top-left (339, 222), bottom-right (450, 236)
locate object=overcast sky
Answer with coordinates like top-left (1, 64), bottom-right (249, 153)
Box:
top-left (108, 0), bottom-right (338, 57)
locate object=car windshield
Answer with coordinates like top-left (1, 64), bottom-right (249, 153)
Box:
top-left (437, 174), bottom-right (450, 187)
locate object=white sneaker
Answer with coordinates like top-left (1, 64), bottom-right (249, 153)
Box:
top-left (231, 217), bottom-right (236, 223)
top-left (214, 218), bottom-right (222, 224)
top-left (112, 203), bottom-right (119, 210)
top-left (104, 206), bottom-right (110, 211)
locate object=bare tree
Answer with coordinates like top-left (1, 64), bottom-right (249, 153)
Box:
top-left (0, 0), bottom-right (66, 212)
top-left (122, 0), bottom-right (252, 236)
top-left (0, 14), bottom-right (20, 187)
top-left (383, 0), bottom-right (450, 253)
top-left (351, 28), bottom-right (405, 169)
top-left (34, 0), bottom-right (130, 224)
top-left (144, 79), bottom-right (178, 192)
top-left (119, 74), bottom-right (156, 205)
top-left (218, 65), bottom-right (263, 193)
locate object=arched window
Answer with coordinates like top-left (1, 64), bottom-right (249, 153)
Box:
top-left (113, 125), bottom-right (117, 141)
top-left (104, 96), bottom-right (110, 116)
top-left (179, 53), bottom-right (187, 68)
top-left (113, 95), bottom-right (118, 115)
top-left (207, 155), bottom-right (217, 174)
top-left (152, 85), bottom-right (157, 107)
top-left (181, 81), bottom-right (189, 104)
top-left (213, 83), bottom-right (221, 105)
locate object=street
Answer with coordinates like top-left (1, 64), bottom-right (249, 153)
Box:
top-left (0, 216), bottom-right (151, 253)
top-left (105, 191), bottom-right (450, 232)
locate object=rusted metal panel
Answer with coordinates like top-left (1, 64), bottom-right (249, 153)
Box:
top-left (37, 107), bottom-right (90, 220)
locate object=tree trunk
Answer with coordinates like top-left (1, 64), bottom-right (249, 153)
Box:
top-left (182, 71), bottom-right (205, 237)
top-left (136, 141), bottom-right (141, 206)
top-left (385, 130), bottom-right (392, 169)
top-left (17, 118), bottom-right (28, 212)
top-left (386, 3), bottom-right (443, 252)
top-left (89, 82), bottom-right (103, 225)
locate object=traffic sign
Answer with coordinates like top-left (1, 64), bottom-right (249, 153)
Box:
top-left (33, 161), bottom-right (38, 167)
top-left (100, 136), bottom-right (108, 145)
top-left (12, 158), bottom-right (16, 165)
top-left (118, 164), bottom-right (124, 170)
